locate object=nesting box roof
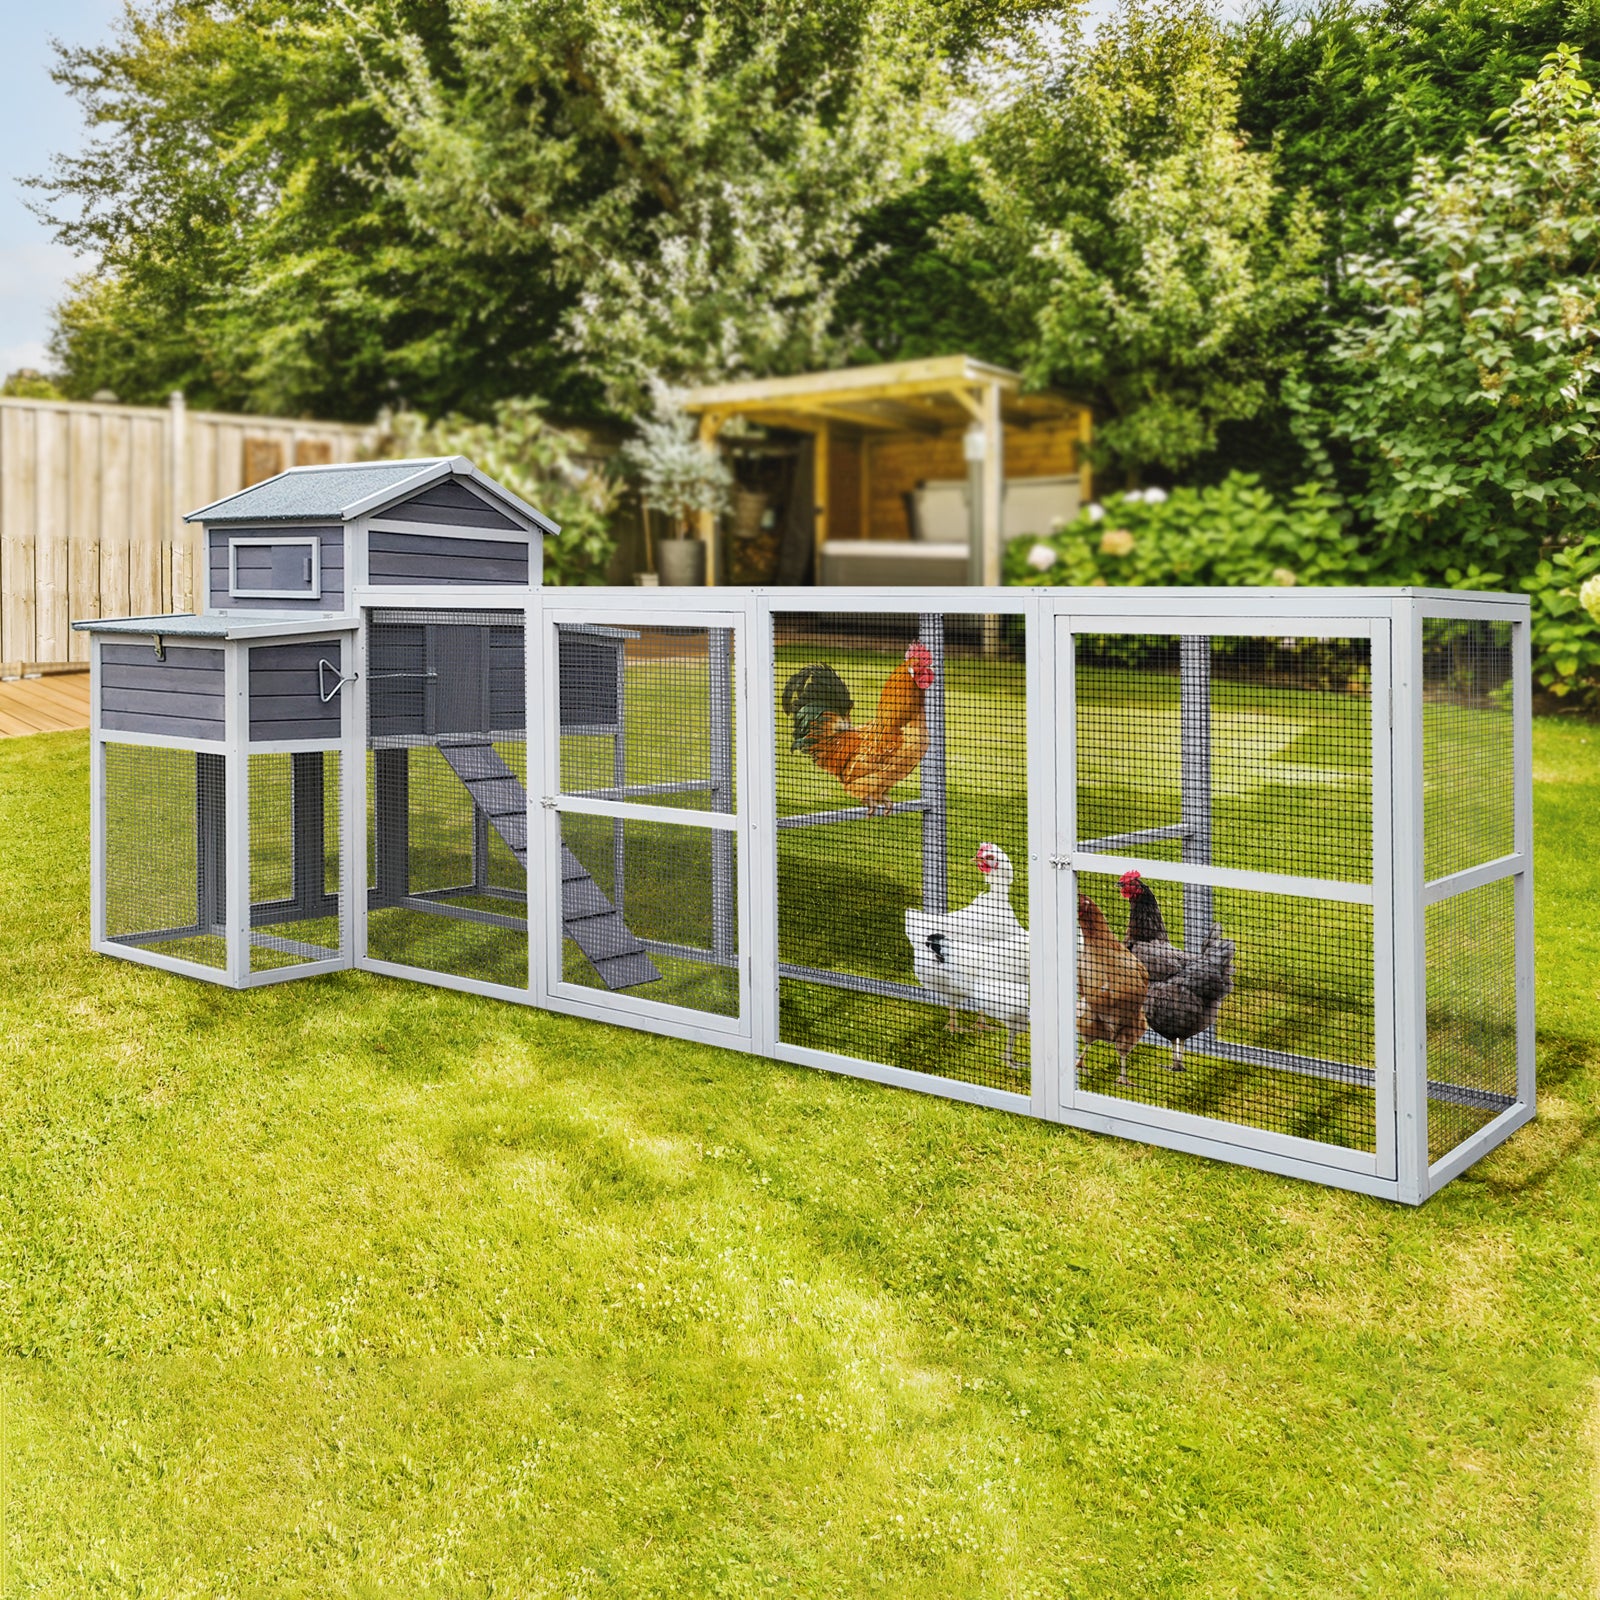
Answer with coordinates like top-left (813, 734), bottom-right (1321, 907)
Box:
top-left (184, 455), bottom-right (559, 534)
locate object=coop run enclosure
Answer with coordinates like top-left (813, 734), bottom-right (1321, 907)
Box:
top-left (85, 586), bottom-right (1533, 1205)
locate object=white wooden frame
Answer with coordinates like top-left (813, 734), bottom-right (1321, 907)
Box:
top-left (82, 584), bottom-right (1535, 1204)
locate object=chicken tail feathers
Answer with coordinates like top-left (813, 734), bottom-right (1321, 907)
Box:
top-left (781, 663), bottom-right (854, 754)
top-left (1191, 927), bottom-right (1236, 1003)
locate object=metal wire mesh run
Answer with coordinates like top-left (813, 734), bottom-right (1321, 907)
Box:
top-left (775, 612), bottom-right (1030, 1093)
top-left (249, 751), bottom-right (341, 972)
top-left (1076, 633), bottom-right (1373, 884)
top-left (366, 608), bottom-right (528, 987)
top-left (1423, 617), bottom-right (1514, 882)
top-left (558, 625), bottom-right (736, 814)
top-left (103, 742), bottom-right (227, 968)
top-left (1074, 632), bottom-right (1377, 1151)
top-left (1074, 869), bottom-right (1377, 1152)
top-left (1426, 877), bottom-right (1518, 1161)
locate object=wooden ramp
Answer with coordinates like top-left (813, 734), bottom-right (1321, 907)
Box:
top-left (0, 673), bottom-right (90, 739)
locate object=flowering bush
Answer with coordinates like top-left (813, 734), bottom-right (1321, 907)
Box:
top-left (1004, 473), bottom-right (1365, 589)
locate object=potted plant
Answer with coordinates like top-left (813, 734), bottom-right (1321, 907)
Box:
top-left (621, 383), bottom-right (732, 585)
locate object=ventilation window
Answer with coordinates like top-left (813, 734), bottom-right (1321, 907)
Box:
top-left (229, 536), bottom-right (321, 600)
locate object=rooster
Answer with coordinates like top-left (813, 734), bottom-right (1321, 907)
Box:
top-left (1118, 871), bottom-right (1235, 1071)
top-left (781, 643), bottom-right (935, 816)
top-left (1076, 891), bottom-right (1149, 1086)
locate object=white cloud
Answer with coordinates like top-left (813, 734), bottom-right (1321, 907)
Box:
top-left (0, 239), bottom-right (83, 372)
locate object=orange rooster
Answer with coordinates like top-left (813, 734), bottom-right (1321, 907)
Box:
top-left (781, 643), bottom-right (935, 816)
top-left (1076, 890), bottom-right (1149, 1086)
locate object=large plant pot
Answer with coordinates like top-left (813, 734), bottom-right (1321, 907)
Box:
top-left (656, 538), bottom-right (707, 587)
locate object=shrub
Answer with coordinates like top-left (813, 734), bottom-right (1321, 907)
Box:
top-left (1004, 472), bottom-right (1367, 589)
top-left (1521, 538), bottom-right (1600, 705)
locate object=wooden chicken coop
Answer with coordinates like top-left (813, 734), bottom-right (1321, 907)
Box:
top-left (75, 455), bottom-right (1536, 1204)
top-left (680, 356), bottom-right (1092, 587)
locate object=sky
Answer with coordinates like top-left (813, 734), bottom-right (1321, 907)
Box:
top-left (0, 0), bottom-right (124, 376)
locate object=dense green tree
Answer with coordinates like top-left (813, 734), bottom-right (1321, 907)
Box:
top-left (948, 1), bottom-right (1322, 481)
top-left (1323, 48), bottom-right (1600, 577)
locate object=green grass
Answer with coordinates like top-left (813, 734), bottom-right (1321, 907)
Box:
top-left (5, 717), bottom-right (1600, 1597)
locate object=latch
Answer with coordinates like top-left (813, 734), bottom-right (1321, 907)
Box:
top-left (318, 658), bottom-right (359, 704)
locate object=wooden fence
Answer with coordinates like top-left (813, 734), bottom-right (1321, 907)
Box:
top-left (0, 393), bottom-right (373, 674)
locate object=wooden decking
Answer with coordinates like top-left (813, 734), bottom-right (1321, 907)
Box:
top-left (0, 671), bottom-right (91, 738)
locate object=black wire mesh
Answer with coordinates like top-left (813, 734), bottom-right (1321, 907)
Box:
top-left (249, 751), bottom-right (341, 972)
top-left (1422, 618), bottom-right (1514, 881)
top-left (366, 609), bottom-right (529, 987)
top-left (1426, 877), bottom-right (1519, 1161)
top-left (1076, 634), bottom-right (1373, 883)
top-left (775, 612), bottom-right (1030, 1093)
top-left (1075, 633), bottom-right (1377, 1151)
top-left (1074, 870), bottom-right (1377, 1151)
top-left (558, 625), bottom-right (737, 814)
top-left (103, 742), bottom-right (227, 968)
top-left (553, 623), bottom-right (739, 1013)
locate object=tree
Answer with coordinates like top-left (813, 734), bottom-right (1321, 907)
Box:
top-left (32, 1), bottom-right (598, 420)
top-left (1323, 48), bottom-right (1600, 578)
top-left (363, 0), bottom-right (954, 411)
top-left (947, 0), bottom-right (1323, 481)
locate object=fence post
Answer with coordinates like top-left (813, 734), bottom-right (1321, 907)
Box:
top-left (168, 391), bottom-right (189, 613)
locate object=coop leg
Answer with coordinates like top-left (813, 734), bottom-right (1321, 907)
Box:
top-left (196, 751), bottom-right (227, 938)
top-left (374, 747), bottom-right (409, 906)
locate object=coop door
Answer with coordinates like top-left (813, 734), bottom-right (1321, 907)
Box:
top-left (1054, 613), bottom-right (1396, 1182)
top-left (539, 609), bottom-right (748, 1038)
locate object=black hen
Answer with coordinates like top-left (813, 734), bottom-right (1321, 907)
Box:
top-left (1118, 871), bottom-right (1235, 1070)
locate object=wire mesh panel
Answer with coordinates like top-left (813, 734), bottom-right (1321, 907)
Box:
top-left (774, 611), bottom-right (1030, 1093)
top-left (1425, 878), bottom-right (1519, 1161)
top-left (366, 609), bottom-right (529, 989)
top-left (248, 751), bottom-right (342, 972)
top-left (1072, 629), bottom-right (1379, 1155)
top-left (1074, 868), bottom-right (1377, 1152)
top-left (551, 620), bottom-right (740, 1019)
top-left (1423, 618), bottom-right (1514, 882)
top-left (1419, 618), bottom-right (1520, 1162)
top-left (103, 743), bottom-right (228, 968)
top-left (558, 624), bottom-right (736, 813)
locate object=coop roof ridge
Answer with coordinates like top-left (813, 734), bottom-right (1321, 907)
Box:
top-left (183, 455), bottom-right (560, 536)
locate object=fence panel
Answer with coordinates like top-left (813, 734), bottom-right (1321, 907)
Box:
top-left (0, 395), bottom-right (372, 672)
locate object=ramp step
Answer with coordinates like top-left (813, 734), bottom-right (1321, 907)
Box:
top-left (435, 739), bottom-right (659, 991)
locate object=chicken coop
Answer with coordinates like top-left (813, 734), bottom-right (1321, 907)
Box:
top-left (77, 459), bottom-right (1534, 1205)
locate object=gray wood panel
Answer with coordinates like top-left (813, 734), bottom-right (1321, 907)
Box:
top-left (101, 643), bottom-right (225, 740)
top-left (387, 477), bottom-right (522, 531)
top-left (209, 526), bottom-right (345, 611)
top-left (368, 529), bottom-right (530, 587)
top-left (249, 641), bottom-right (342, 741)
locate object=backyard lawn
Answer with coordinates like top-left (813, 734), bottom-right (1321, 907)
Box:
top-left (3, 715), bottom-right (1599, 1595)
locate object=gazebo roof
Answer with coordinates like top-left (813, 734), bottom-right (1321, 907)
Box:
top-left (681, 355), bottom-right (1080, 435)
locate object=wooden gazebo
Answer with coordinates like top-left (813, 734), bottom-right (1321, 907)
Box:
top-left (682, 356), bottom-right (1092, 586)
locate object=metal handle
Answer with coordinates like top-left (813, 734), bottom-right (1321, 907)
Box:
top-left (318, 658), bottom-right (358, 704)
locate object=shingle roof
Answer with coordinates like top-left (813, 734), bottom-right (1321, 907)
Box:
top-left (183, 456), bottom-right (559, 534)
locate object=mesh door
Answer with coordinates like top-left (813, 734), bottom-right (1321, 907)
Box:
top-left (103, 743), bottom-right (227, 969)
top-left (552, 623), bottom-right (739, 1018)
top-left (249, 751), bottom-right (341, 972)
top-left (1073, 632), bottom-right (1378, 1152)
top-left (366, 609), bottom-right (529, 988)
top-left (1421, 618), bottom-right (1519, 1158)
top-left (775, 611), bottom-right (1030, 1093)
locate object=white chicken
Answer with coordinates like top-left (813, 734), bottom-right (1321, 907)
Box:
top-left (946, 926), bottom-right (1030, 1071)
top-left (905, 843), bottom-right (1025, 1031)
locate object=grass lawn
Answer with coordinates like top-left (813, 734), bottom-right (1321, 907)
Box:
top-left (4, 713), bottom-right (1600, 1596)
